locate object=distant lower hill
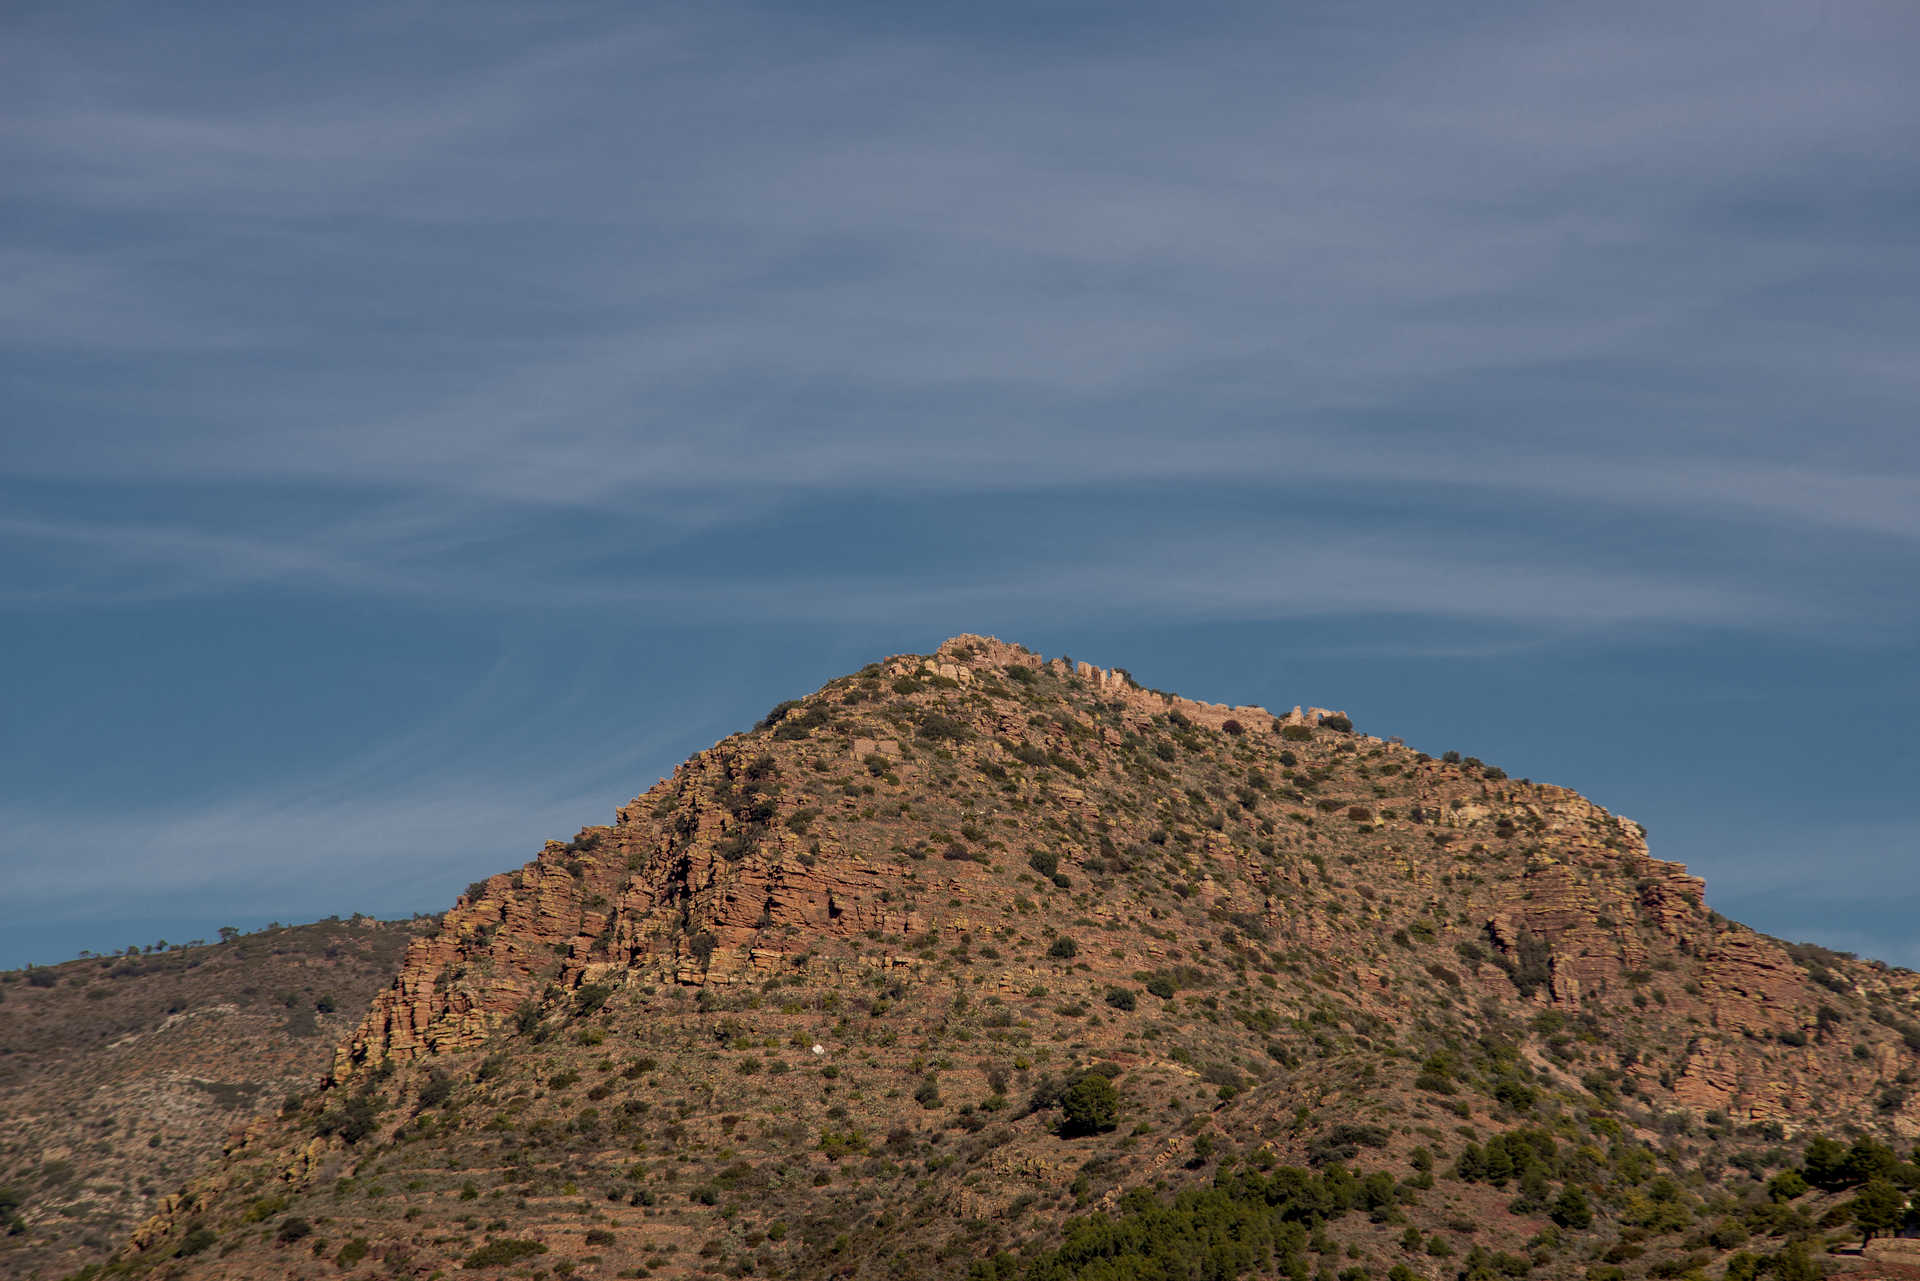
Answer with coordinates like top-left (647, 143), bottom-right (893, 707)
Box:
top-left (48, 637), bottom-right (1920, 1280)
top-left (0, 916), bottom-right (432, 1280)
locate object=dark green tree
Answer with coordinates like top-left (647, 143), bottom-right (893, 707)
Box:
top-left (1845, 1138), bottom-right (1901, 1185)
top-left (1772, 1240), bottom-right (1819, 1281)
top-left (1550, 1186), bottom-right (1594, 1229)
top-left (1058, 1073), bottom-right (1120, 1137)
top-left (1803, 1134), bottom-right (1852, 1190)
top-left (1851, 1179), bottom-right (1906, 1246)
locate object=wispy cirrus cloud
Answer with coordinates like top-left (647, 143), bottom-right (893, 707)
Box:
top-left (5, 0), bottom-right (1918, 518)
top-left (0, 497), bottom-right (1804, 630)
top-left (4, 0), bottom-right (1920, 969)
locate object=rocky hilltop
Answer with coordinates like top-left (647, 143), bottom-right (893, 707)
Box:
top-left (97, 637), bottom-right (1920, 1281)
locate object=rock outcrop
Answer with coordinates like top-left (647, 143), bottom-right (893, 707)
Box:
top-left (110, 636), bottom-right (1920, 1281)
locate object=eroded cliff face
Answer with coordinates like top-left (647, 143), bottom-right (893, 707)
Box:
top-left (332, 741), bottom-right (934, 1080)
top-left (331, 637), bottom-right (1325, 1081)
top-left (115, 635), bottom-right (1920, 1281)
top-left (329, 635), bottom-right (1919, 1139)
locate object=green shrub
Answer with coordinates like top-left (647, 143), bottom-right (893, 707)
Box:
top-left (336, 1237), bottom-right (370, 1267)
top-left (1048, 937), bottom-right (1078, 960)
top-left (417, 1071), bottom-right (455, 1109)
top-left (463, 1238), bottom-right (548, 1268)
top-left (1769, 1241), bottom-right (1819, 1281)
top-left (717, 829), bottom-right (762, 862)
top-left (1145, 974), bottom-right (1176, 1000)
top-left (1550, 1187), bottom-right (1593, 1229)
top-left (771, 705), bottom-right (831, 739)
top-left (1059, 1073), bottom-right (1120, 1137)
top-left (1768, 1169), bottom-right (1808, 1201)
top-left (970, 1159), bottom-right (1373, 1281)
top-left (757, 700), bottom-right (801, 730)
top-left (278, 1216), bottom-right (314, 1244)
top-left (1105, 988), bottom-right (1137, 1011)
top-left (177, 1226), bottom-right (217, 1257)
top-left (1497, 932), bottom-right (1552, 998)
top-left (917, 713), bottom-right (970, 742)
top-left (315, 1093), bottom-right (379, 1145)
top-left (1028, 851), bottom-right (1060, 878)
top-left (818, 1128), bottom-right (866, 1159)
top-left (1307, 1124), bottom-right (1388, 1167)
top-left (242, 1193), bottom-right (291, 1223)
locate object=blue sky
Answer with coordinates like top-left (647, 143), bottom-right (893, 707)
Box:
top-left (3, 0), bottom-right (1917, 969)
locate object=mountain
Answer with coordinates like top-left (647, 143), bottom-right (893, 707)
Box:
top-left (0, 917), bottom-right (431, 1280)
top-left (75, 637), bottom-right (1920, 1280)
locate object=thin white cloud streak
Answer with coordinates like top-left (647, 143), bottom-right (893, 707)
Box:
top-left (4, 5), bottom-right (1916, 452)
top-left (0, 15), bottom-right (692, 214)
top-left (1, 0), bottom-right (1916, 627)
top-left (1687, 821), bottom-right (1920, 903)
top-left (6, 0), bottom-right (1918, 975)
top-left (0, 248), bottom-right (270, 351)
top-left (1658, 819), bottom-right (1920, 968)
top-left (0, 649), bottom-right (708, 908)
top-left (0, 787), bottom-right (594, 905)
top-left (0, 508), bottom-right (1796, 632)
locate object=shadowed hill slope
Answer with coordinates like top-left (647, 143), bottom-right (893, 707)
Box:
top-left (0, 917), bottom-right (431, 1280)
top-left (96, 637), bottom-right (1920, 1281)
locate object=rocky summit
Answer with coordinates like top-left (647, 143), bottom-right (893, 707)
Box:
top-left (64, 637), bottom-right (1920, 1281)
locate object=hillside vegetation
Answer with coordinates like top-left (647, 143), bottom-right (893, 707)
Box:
top-left (0, 917), bottom-right (431, 1280)
top-left (67, 637), bottom-right (1920, 1281)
